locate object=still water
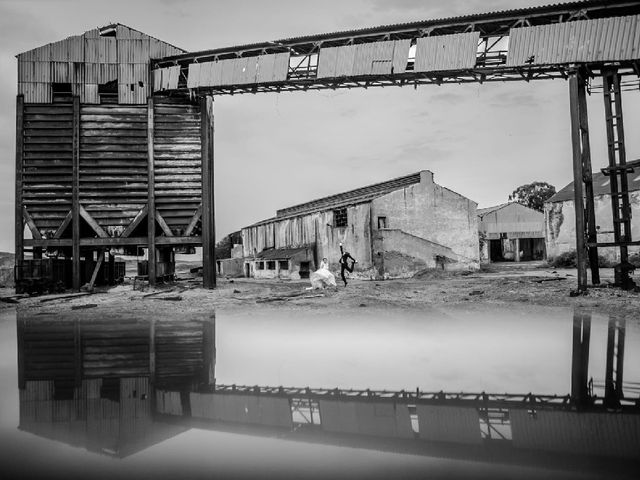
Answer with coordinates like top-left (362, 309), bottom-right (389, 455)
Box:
top-left (0, 304), bottom-right (638, 480)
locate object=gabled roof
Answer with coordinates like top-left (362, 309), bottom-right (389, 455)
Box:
top-left (256, 246), bottom-right (313, 260)
top-left (547, 171), bottom-right (640, 203)
top-left (274, 172), bottom-right (424, 220)
top-left (16, 23), bottom-right (185, 59)
top-left (477, 202), bottom-right (541, 217)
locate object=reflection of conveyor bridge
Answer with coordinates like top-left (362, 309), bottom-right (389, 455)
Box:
top-left (17, 309), bottom-right (640, 465)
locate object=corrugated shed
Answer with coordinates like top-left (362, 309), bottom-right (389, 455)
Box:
top-left (317, 40), bottom-right (410, 78)
top-left (256, 53), bottom-right (290, 83)
top-left (414, 32), bottom-right (480, 72)
top-left (190, 393), bottom-right (293, 428)
top-left (507, 14), bottom-right (640, 66)
top-left (548, 171), bottom-right (640, 203)
top-left (510, 409), bottom-right (640, 458)
top-left (416, 405), bottom-right (483, 445)
top-left (477, 202), bottom-right (545, 237)
top-left (319, 400), bottom-right (414, 438)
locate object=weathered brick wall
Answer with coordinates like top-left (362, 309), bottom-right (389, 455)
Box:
top-left (371, 171), bottom-right (479, 265)
top-left (545, 192), bottom-right (640, 262)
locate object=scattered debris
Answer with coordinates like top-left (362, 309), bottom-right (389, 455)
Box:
top-left (533, 277), bottom-right (567, 283)
top-left (71, 303), bottom-right (97, 310)
top-left (150, 295), bottom-right (183, 301)
top-left (359, 303), bottom-right (366, 307)
top-left (143, 288), bottom-right (176, 298)
top-left (233, 289), bottom-right (241, 294)
top-left (0, 297), bottom-right (20, 304)
top-left (469, 290), bottom-right (484, 296)
top-left (40, 292), bottom-right (93, 303)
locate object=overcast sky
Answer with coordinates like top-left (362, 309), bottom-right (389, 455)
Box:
top-left (1, 0), bottom-right (640, 252)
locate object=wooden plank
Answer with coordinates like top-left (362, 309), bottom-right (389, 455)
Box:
top-left (148, 97), bottom-right (156, 286)
top-left (72, 96), bottom-right (80, 291)
top-left (569, 73), bottom-right (588, 291)
top-left (201, 96), bottom-right (216, 289)
top-left (87, 250), bottom-right (105, 292)
top-left (22, 207), bottom-right (42, 239)
top-left (155, 209), bottom-right (173, 236)
top-left (16, 95), bottom-right (25, 266)
top-left (184, 204), bottom-right (202, 236)
top-left (79, 205), bottom-right (108, 238)
top-left (121, 205), bottom-right (148, 237)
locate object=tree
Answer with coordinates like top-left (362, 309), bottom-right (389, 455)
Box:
top-left (509, 181), bottom-right (556, 212)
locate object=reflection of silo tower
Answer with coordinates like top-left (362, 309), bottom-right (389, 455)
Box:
top-left (17, 309), bottom-right (215, 457)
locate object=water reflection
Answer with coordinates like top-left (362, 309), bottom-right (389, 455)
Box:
top-left (12, 307), bottom-right (640, 478)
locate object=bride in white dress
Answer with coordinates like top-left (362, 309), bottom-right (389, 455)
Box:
top-left (307, 257), bottom-right (337, 289)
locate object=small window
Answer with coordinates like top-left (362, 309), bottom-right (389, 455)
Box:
top-left (267, 261), bottom-right (276, 270)
top-left (278, 260), bottom-right (289, 270)
top-left (99, 80), bottom-right (118, 104)
top-left (52, 83), bottom-right (72, 103)
top-left (256, 261), bottom-right (264, 270)
top-left (334, 208), bottom-right (348, 228)
top-left (378, 216), bottom-right (388, 229)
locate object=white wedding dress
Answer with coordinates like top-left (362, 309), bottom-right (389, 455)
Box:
top-left (308, 260), bottom-right (337, 289)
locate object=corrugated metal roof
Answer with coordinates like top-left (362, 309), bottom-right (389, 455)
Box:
top-left (275, 171), bottom-right (424, 219)
top-left (547, 171), bottom-right (640, 203)
top-left (477, 202), bottom-right (513, 217)
top-left (256, 246), bottom-right (313, 260)
top-left (159, 1), bottom-right (637, 63)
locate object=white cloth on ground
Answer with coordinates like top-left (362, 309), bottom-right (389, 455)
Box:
top-left (308, 262), bottom-right (337, 289)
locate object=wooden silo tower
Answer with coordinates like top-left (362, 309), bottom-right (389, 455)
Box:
top-left (15, 24), bottom-right (215, 290)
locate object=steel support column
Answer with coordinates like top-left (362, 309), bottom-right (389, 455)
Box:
top-left (201, 96), bottom-right (216, 289)
top-left (15, 95), bottom-right (24, 273)
top-left (569, 72), bottom-right (590, 291)
top-left (72, 96), bottom-right (81, 291)
top-left (571, 310), bottom-right (591, 408)
top-left (147, 97), bottom-right (157, 286)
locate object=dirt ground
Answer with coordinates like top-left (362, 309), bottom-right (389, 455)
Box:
top-left (5, 261), bottom-right (640, 318)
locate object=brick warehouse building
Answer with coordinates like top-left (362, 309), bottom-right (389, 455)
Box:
top-left (242, 171), bottom-right (479, 280)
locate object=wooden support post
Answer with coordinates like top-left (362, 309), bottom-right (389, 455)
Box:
top-left (74, 319), bottom-right (82, 388)
top-left (202, 313), bottom-right (216, 387)
top-left (571, 310), bottom-right (591, 408)
top-left (604, 317), bottom-right (626, 408)
top-left (15, 95), bottom-right (24, 272)
top-left (147, 97), bottom-right (156, 286)
top-left (87, 249), bottom-right (104, 292)
top-left (201, 96), bottom-right (216, 289)
top-left (17, 314), bottom-right (25, 390)
top-left (72, 96), bottom-right (81, 291)
top-left (569, 72), bottom-right (588, 291)
top-left (576, 71), bottom-right (600, 285)
top-left (149, 319), bottom-right (156, 412)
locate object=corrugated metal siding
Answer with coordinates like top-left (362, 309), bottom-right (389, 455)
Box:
top-left (416, 405), bottom-right (483, 445)
top-left (319, 400), bottom-right (414, 438)
top-left (22, 104), bottom-right (73, 234)
top-left (414, 32), bottom-right (480, 72)
top-left (510, 409), bottom-right (640, 459)
top-left (507, 15), bottom-right (640, 66)
top-left (153, 102), bottom-right (202, 234)
top-left (17, 24), bottom-right (180, 104)
top-left (156, 390), bottom-right (183, 416)
top-left (152, 65), bottom-right (180, 91)
top-left (190, 393), bottom-right (293, 428)
top-left (317, 40), bottom-right (410, 78)
top-left (79, 105), bottom-right (148, 235)
top-left (181, 53), bottom-right (290, 90)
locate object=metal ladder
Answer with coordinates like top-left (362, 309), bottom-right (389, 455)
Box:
top-left (602, 70), bottom-right (635, 289)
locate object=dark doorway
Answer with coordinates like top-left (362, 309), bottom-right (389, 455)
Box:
top-left (489, 240), bottom-right (503, 262)
top-left (299, 261), bottom-right (310, 279)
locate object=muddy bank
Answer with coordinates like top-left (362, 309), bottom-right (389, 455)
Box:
top-left (12, 264), bottom-right (640, 318)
